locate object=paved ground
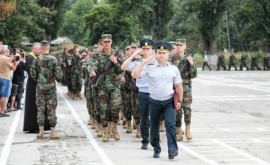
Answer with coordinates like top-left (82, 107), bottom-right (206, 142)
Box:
top-left (1, 70), bottom-right (270, 165)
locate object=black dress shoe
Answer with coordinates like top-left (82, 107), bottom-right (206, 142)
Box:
top-left (141, 143), bottom-right (148, 150)
top-left (168, 151), bottom-right (178, 159)
top-left (153, 152), bottom-right (160, 158)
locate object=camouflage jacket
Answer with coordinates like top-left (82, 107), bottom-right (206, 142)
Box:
top-left (251, 56), bottom-right (258, 64)
top-left (59, 52), bottom-right (67, 67)
top-left (229, 55), bottom-right (236, 64)
top-left (170, 54), bottom-right (197, 92)
top-left (218, 55), bottom-right (225, 63)
top-left (82, 56), bottom-right (94, 86)
top-left (67, 53), bottom-right (83, 75)
top-left (263, 56), bottom-right (269, 63)
top-left (30, 54), bottom-right (63, 91)
top-left (88, 50), bottom-right (123, 90)
top-left (241, 54), bottom-right (248, 62)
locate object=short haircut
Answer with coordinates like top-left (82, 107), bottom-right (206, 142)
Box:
top-left (32, 42), bottom-right (41, 49)
top-left (0, 45), bottom-right (7, 53)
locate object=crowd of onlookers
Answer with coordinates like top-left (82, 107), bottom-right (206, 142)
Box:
top-left (0, 41), bottom-right (26, 117)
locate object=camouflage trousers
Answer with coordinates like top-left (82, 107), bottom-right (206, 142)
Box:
top-left (36, 87), bottom-right (57, 127)
top-left (251, 62), bottom-right (261, 70)
top-left (217, 61), bottom-right (226, 70)
top-left (65, 71), bottom-right (72, 92)
top-left (84, 86), bottom-right (94, 117)
top-left (176, 91), bottom-right (192, 127)
top-left (228, 61), bottom-right (237, 70)
top-left (71, 73), bottom-right (82, 93)
top-left (240, 61), bottom-right (249, 70)
top-left (123, 89), bottom-right (140, 124)
top-left (61, 65), bottom-right (67, 84)
top-left (120, 86), bottom-right (125, 118)
top-left (92, 86), bottom-right (101, 123)
top-left (99, 87), bottom-right (122, 127)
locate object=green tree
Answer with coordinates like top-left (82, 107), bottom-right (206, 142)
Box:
top-left (84, 5), bottom-right (135, 45)
top-left (37, 0), bottom-right (66, 41)
top-left (233, 0), bottom-right (270, 53)
top-left (179, 0), bottom-right (229, 65)
top-left (59, 0), bottom-right (94, 46)
top-left (0, 0), bottom-right (48, 46)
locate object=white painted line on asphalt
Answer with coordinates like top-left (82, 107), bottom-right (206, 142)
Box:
top-left (178, 143), bottom-right (218, 165)
top-left (58, 88), bottom-right (113, 165)
top-left (212, 139), bottom-right (270, 165)
top-left (199, 150), bottom-right (230, 153)
top-left (197, 77), bottom-right (270, 93)
top-left (0, 110), bottom-right (21, 165)
top-left (203, 153), bottom-right (240, 157)
top-left (195, 98), bottom-right (270, 101)
top-left (253, 139), bottom-right (263, 143)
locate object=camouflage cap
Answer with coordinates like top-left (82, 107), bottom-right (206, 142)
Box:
top-left (88, 46), bottom-right (94, 51)
top-left (126, 45), bottom-right (131, 50)
top-left (176, 39), bottom-right (186, 45)
top-left (169, 41), bottom-right (176, 48)
top-left (101, 34), bottom-right (112, 41)
top-left (143, 35), bottom-right (153, 40)
top-left (41, 40), bottom-right (50, 46)
top-left (130, 42), bottom-right (137, 48)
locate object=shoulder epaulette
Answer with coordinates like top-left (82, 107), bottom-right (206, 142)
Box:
top-left (134, 59), bottom-right (142, 62)
top-left (169, 62), bottom-right (176, 66)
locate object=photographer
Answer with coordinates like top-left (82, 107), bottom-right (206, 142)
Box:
top-left (8, 52), bottom-right (24, 111)
top-left (0, 46), bottom-right (19, 117)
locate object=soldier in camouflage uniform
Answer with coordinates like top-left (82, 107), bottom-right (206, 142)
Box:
top-left (250, 53), bottom-right (261, 70)
top-left (170, 39), bottom-right (197, 141)
top-left (59, 48), bottom-right (68, 85)
top-left (216, 52), bottom-right (227, 71)
top-left (30, 40), bottom-right (63, 140)
top-left (228, 51), bottom-right (237, 71)
top-left (68, 46), bottom-right (83, 100)
top-left (121, 46), bottom-right (141, 137)
top-left (89, 34), bottom-right (123, 142)
top-left (82, 46), bottom-right (103, 137)
top-left (263, 53), bottom-right (270, 70)
top-left (87, 45), bottom-right (103, 136)
top-left (240, 51), bottom-right (249, 71)
top-left (66, 49), bottom-right (74, 97)
top-left (119, 46), bottom-right (131, 130)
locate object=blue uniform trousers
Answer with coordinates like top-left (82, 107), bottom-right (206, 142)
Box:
top-left (149, 97), bottom-right (178, 154)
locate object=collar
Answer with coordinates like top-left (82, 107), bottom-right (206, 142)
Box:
top-left (156, 61), bottom-right (169, 67)
top-left (29, 52), bottom-right (37, 58)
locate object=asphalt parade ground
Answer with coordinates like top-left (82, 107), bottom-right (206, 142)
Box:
top-left (1, 70), bottom-right (270, 165)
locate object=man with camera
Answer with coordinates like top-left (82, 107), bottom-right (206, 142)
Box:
top-left (0, 45), bottom-right (19, 117)
top-left (8, 51), bottom-right (25, 111)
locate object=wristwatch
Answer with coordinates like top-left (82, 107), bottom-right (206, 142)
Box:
top-left (178, 101), bottom-right (182, 104)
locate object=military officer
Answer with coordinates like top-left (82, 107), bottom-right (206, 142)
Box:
top-left (30, 40), bottom-right (63, 140)
top-left (131, 41), bottom-right (183, 159)
top-left (121, 38), bottom-right (155, 149)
